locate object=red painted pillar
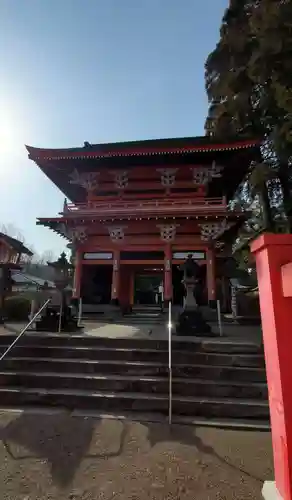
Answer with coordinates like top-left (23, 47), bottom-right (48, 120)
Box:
top-left (206, 247), bottom-right (216, 306)
top-left (251, 234), bottom-right (292, 500)
top-left (119, 266), bottom-right (131, 309)
top-left (72, 249), bottom-right (82, 299)
top-left (164, 244), bottom-right (172, 305)
top-left (130, 270), bottom-right (134, 307)
top-left (111, 250), bottom-right (120, 303)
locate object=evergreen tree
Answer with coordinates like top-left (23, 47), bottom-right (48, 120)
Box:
top-left (205, 0), bottom-right (262, 138)
top-left (248, 0), bottom-right (292, 217)
top-left (205, 0), bottom-right (292, 231)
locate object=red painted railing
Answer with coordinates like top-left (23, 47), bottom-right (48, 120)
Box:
top-left (63, 197), bottom-right (227, 216)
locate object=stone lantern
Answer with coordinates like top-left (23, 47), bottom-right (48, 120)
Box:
top-left (36, 252), bottom-right (80, 332)
top-left (176, 254), bottom-right (216, 337)
top-left (47, 252), bottom-right (73, 291)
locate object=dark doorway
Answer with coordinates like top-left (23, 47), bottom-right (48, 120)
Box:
top-left (134, 274), bottom-right (162, 305)
top-left (81, 265), bottom-right (112, 305)
top-left (196, 263), bottom-right (207, 306)
top-left (172, 265), bottom-right (184, 306)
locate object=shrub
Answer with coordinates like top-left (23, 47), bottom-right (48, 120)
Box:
top-left (4, 295), bottom-right (31, 321)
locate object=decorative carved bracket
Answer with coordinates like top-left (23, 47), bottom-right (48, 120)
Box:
top-left (112, 171), bottom-right (128, 190)
top-left (199, 219), bottom-right (231, 241)
top-left (191, 161), bottom-right (222, 186)
top-left (70, 226), bottom-right (87, 243)
top-left (157, 224), bottom-right (178, 242)
top-left (57, 222), bottom-right (69, 239)
top-left (69, 170), bottom-right (99, 191)
top-left (157, 168), bottom-right (178, 188)
top-left (107, 226), bottom-right (126, 242)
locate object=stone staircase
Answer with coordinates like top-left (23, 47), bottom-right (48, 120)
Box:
top-left (122, 305), bottom-right (165, 324)
top-left (0, 333), bottom-right (269, 427)
top-left (82, 304), bottom-right (165, 325)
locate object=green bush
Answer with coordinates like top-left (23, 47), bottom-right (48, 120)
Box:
top-left (4, 295), bottom-right (31, 321)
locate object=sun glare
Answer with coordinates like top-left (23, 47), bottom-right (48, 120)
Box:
top-left (0, 110), bottom-right (28, 179)
top-left (0, 107), bottom-right (26, 165)
top-left (0, 125), bottom-right (16, 157)
top-left (0, 100), bottom-right (29, 161)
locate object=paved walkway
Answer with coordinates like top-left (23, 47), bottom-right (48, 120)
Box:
top-left (85, 321), bottom-right (157, 339)
top-left (83, 321), bottom-right (262, 344)
top-left (0, 409), bottom-right (273, 500)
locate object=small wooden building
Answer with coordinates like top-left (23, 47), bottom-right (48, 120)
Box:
top-left (0, 232), bottom-right (32, 267)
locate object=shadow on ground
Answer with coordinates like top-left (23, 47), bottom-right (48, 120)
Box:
top-left (0, 412), bottom-right (127, 487)
top-left (0, 411), bottom-right (272, 493)
top-left (146, 422), bottom-right (267, 484)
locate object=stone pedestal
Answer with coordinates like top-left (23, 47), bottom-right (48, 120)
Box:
top-left (36, 304), bottom-right (81, 332)
top-left (262, 481), bottom-right (283, 500)
top-left (176, 278), bottom-right (214, 336)
top-left (108, 301), bottom-right (122, 321)
top-left (184, 278), bottom-right (197, 309)
top-left (37, 290), bottom-right (82, 332)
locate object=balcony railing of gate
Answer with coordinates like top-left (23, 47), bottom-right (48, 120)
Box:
top-left (63, 197), bottom-right (227, 217)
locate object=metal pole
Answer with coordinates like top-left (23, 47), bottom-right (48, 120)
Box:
top-left (77, 297), bottom-right (82, 327)
top-left (217, 299), bottom-right (223, 336)
top-left (168, 301), bottom-right (172, 426)
top-left (58, 295), bottom-right (63, 333)
top-left (0, 298), bottom-right (51, 362)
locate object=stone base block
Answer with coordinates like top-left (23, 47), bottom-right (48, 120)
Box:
top-left (262, 481), bottom-right (283, 500)
top-left (176, 308), bottom-right (218, 337)
top-left (36, 317), bottom-right (82, 333)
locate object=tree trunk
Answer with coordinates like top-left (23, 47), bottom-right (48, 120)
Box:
top-left (258, 184), bottom-right (274, 231)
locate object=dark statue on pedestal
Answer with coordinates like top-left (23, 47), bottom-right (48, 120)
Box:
top-left (176, 254), bottom-right (216, 337)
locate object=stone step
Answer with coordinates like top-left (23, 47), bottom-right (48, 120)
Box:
top-left (125, 317), bottom-right (163, 321)
top-left (0, 345), bottom-right (265, 368)
top-left (0, 333), bottom-right (263, 354)
top-left (0, 387), bottom-right (269, 419)
top-left (1, 357), bottom-right (267, 381)
top-left (126, 312), bottom-right (162, 317)
top-left (82, 316), bottom-right (164, 324)
top-left (132, 306), bottom-right (162, 312)
top-left (0, 371), bottom-right (268, 399)
top-left (116, 318), bottom-right (164, 324)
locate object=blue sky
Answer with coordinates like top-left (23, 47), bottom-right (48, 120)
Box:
top-left (0, 0), bottom-right (227, 257)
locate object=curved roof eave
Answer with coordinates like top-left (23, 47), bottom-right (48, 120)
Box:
top-left (25, 136), bottom-right (262, 161)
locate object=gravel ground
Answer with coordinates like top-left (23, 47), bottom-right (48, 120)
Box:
top-left (0, 410), bottom-right (273, 500)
